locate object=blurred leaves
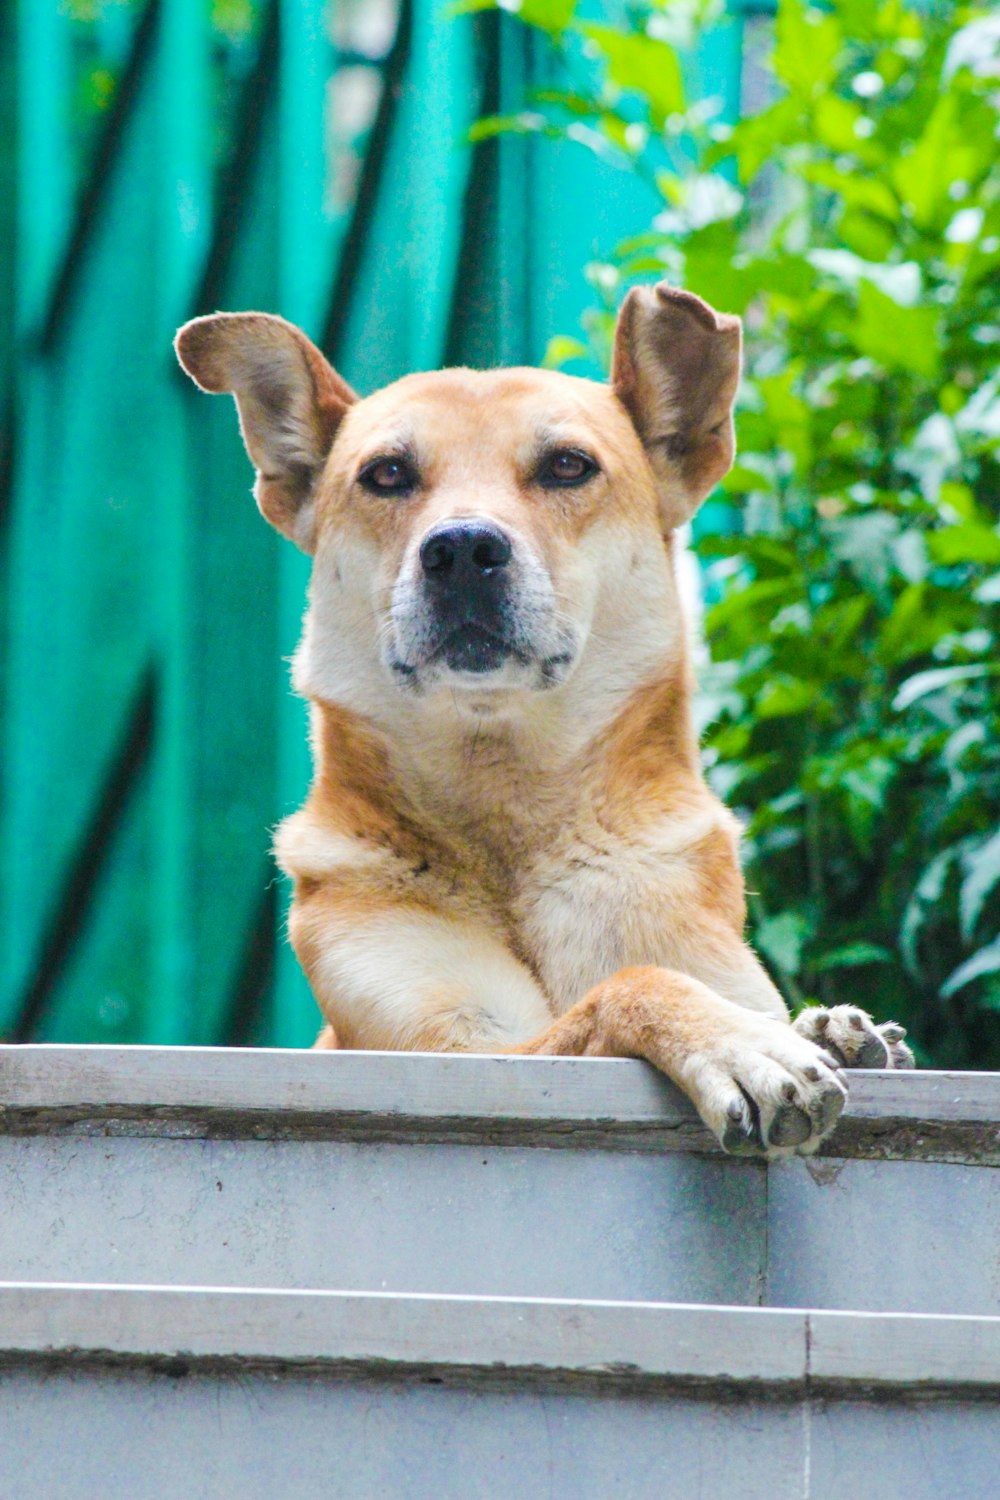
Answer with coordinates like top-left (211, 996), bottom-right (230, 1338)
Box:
top-left (477, 0), bottom-right (1000, 1065)
top-left (578, 25), bottom-right (685, 126)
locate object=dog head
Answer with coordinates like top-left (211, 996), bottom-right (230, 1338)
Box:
top-left (175, 284), bottom-right (740, 720)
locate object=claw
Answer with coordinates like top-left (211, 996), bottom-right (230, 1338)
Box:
top-left (721, 1082), bottom-right (765, 1156)
top-left (722, 1121), bottom-right (765, 1156)
top-left (815, 1082), bottom-right (847, 1136)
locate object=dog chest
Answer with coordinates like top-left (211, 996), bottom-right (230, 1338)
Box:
top-left (515, 817), bottom-right (720, 1014)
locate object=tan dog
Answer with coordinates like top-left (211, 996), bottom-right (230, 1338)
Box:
top-left (176, 283), bottom-right (912, 1158)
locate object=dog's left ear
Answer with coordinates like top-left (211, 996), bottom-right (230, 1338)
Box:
top-left (612, 282), bottom-right (741, 531)
top-left (175, 311), bottom-right (358, 552)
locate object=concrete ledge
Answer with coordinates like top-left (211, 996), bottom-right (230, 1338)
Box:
top-left (1, 1283), bottom-right (998, 1397)
top-left (809, 1308), bottom-right (1000, 1390)
top-left (1, 1047), bottom-right (999, 1161)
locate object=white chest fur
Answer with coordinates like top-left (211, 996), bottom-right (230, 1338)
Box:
top-left (515, 807), bottom-right (724, 1012)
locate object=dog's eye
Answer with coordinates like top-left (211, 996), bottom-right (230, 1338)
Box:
top-left (539, 449), bottom-right (598, 487)
top-left (358, 457), bottom-right (417, 495)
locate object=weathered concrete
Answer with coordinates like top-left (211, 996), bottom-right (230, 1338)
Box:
top-left (3, 1046), bottom-right (999, 1158)
top-left (1, 1048), bottom-right (998, 1314)
top-left (768, 1155), bottom-right (1000, 1315)
top-left (0, 1284), bottom-right (809, 1384)
top-left (0, 1286), bottom-right (998, 1500)
top-left (4, 1283), bottom-right (1000, 1392)
top-left (1, 1049), bottom-right (998, 1497)
top-left (0, 1133), bottom-right (766, 1305)
top-left (0, 1365), bottom-right (812, 1500)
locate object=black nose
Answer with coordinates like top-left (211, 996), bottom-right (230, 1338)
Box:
top-left (419, 522), bottom-right (513, 580)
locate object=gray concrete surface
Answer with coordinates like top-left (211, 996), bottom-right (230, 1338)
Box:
top-left (1, 1049), bottom-right (998, 1498)
top-left (0, 1133), bottom-right (766, 1304)
top-left (768, 1154), bottom-right (1000, 1315)
top-left (3, 1283), bottom-right (997, 1390)
top-left (0, 1367), bottom-right (811, 1500)
top-left (2, 1048), bottom-right (999, 1314)
top-left (0, 1286), bottom-right (998, 1500)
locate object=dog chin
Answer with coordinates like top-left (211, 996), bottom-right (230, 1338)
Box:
top-left (388, 645), bottom-right (577, 703)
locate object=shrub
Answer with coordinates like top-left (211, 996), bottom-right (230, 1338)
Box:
top-left (476, 0), bottom-right (1000, 1064)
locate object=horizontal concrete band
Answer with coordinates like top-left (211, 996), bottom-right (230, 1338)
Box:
top-left (1, 1283), bottom-right (998, 1394)
top-left (2, 1046), bottom-right (999, 1160)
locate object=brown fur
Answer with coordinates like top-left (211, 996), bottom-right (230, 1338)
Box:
top-left (175, 282), bottom-right (911, 1157)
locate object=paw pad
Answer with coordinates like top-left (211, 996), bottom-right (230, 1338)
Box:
top-left (793, 1004), bottom-right (912, 1070)
top-left (768, 1103), bottom-right (812, 1148)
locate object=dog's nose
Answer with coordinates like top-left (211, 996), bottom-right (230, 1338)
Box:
top-left (419, 522), bottom-right (513, 581)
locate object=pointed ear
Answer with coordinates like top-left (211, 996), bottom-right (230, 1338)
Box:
top-left (612, 282), bottom-right (741, 531)
top-left (174, 312), bottom-right (358, 552)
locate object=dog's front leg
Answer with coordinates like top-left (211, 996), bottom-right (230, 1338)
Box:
top-left (290, 889), bottom-right (556, 1053)
top-left (664, 918), bottom-right (916, 1072)
top-left (519, 966), bottom-right (848, 1158)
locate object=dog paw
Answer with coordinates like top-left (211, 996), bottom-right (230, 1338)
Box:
top-left (687, 1017), bottom-right (849, 1160)
top-left (793, 1004), bottom-right (915, 1070)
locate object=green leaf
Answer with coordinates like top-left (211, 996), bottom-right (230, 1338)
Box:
top-left (893, 91), bottom-right (998, 231)
top-left (755, 677), bottom-right (820, 720)
top-left (712, 97), bottom-right (803, 183)
top-left (468, 112), bottom-right (553, 143)
top-left (893, 664), bottom-right (999, 711)
top-left (939, 482), bottom-right (977, 520)
top-left (837, 209), bottom-right (897, 262)
top-left (576, 25), bottom-right (684, 125)
top-left (811, 93), bottom-right (867, 154)
top-left (520, 0), bottom-right (577, 32)
top-left (453, 0), bottom-right (577, 36)
top-left (941, 936), bottom-right (1000, 999)
top-left (529, 89), bottom-right (597, 116)
top-left (542, 335), bottom-right (589, 368)
top-left (927, 523), bottom-right (1000, 567)
top-left (842, 758), bottom-right (897, 812)
top-left (773, 0), bottom-right (841, 95)
top-left (877, 583), bottom-right (935, 665)
top-left (812, 943), bottom-right (893, 974)
top-left (960, 831), bottom-right (1000, 942)
top-left (808, 594), bottom-right (872, 658)
top-left (853, 281), bottom-right (940, 379)
top-left (739, 254), bottom-right (816, 301)
top-left (800, 162), bottom-right (899, 222)
top-left (706, 577), bottom-right (800, 635)
top-left (721, 463), bottom-right (776, 495)
top-left (756, 910), bottom-right (811, 978)
top-left (901, 848), bottom-right (960, 976)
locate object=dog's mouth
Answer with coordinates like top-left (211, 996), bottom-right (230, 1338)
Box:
top-left (432, 624), bottom-right (528, 675)
top-left (387, 575), bottom-right (581, 695)
top-left (391, 632), bottom-right (576, 693)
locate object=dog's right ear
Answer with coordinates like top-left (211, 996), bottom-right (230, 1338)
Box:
top-left (174, 312), bottom-right (357, 553)
top-left (612, 282), bottom-right (741, 533)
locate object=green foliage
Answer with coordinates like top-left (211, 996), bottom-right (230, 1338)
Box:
top-left (480, 0), bottom-right (1000, 1065)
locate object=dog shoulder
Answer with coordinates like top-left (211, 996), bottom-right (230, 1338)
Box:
top-left (274, 808), bottom-right (397, 884)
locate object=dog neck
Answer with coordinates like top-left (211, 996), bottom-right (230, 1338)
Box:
top-left (303, 647), bottom-right (699, 877)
